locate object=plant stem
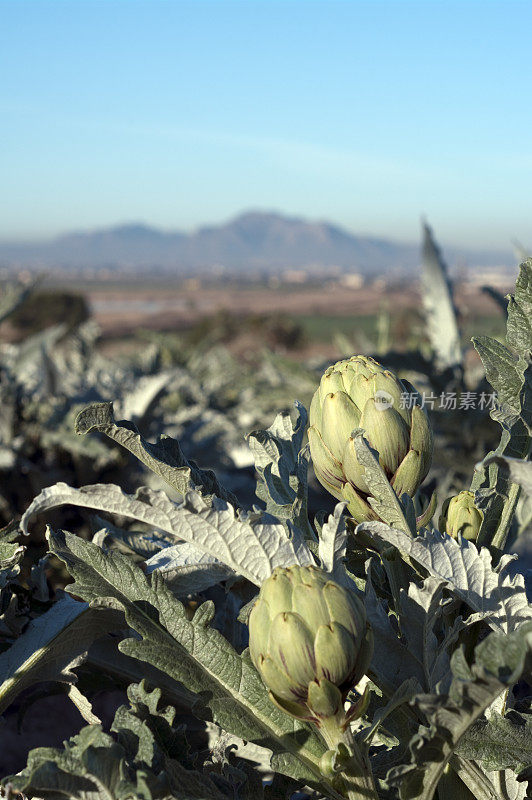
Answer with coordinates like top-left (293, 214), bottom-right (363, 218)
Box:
top-left (491, 482), bottom-right (521, 554)
top-left (319, 716), bottom-right (379, 800)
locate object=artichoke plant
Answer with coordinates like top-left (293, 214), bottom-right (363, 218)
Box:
top-left (248, 564), bottom-right (373, 727)
top-left (308, 355), bottom-right (433, 523)
top-left (439, 490), bottom-right (483, 541)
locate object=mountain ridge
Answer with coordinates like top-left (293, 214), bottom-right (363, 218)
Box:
top-left (0, 211), bottom-right (513, 274)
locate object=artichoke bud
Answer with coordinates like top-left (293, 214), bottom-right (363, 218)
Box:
top-left (439, 491), bottom-right (483, 541)
top-left (308, 678), bottom-right (343, 719)
top-left (309, 355), bottom-right (433, 523)
top-left (248, 565), bottom-right (373, 725)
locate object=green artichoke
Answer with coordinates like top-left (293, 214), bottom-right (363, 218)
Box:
top-left (439, 490), bottom-right (483, 541)
top-left (308, 355), bottom-right (433, 523)
top-left (249, 565), bottom-right (373, 724)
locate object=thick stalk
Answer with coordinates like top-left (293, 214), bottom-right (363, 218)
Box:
top-left (319, 716), bottom-right (379, 800)
top-left (490, 482), bottom-right (521, 553)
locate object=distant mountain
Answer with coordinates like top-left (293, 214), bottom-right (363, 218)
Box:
top-left (0, 211), bottom-right (513, 274)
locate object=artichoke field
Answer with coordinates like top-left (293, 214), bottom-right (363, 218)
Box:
top-left (0, 253), bottom-right (530, 800)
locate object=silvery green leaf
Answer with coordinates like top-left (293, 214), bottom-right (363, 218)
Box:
top-left (387, 622), bottom-right (532, 800)
top-left (398, 577), bottom-right (448, 692)
top-left (397, 576), bottom-right (475, 693)
top-left (8, 725), bottom-right (143, 800)
top-left (157, 490), bottom-right (315, 584)
top-left (318, 502), bottom-right (348, 582)
top-left (10, 678), bottom-right (270, 799)
top-left (480, 455), bottom-right (532, 498)
top-left (75, 401), bottom-right (239, 506)
top-left (471, 261), bottom-right (532, 550)
top-left (457, 711), bottom-right (532, 774)
top-left (115, 370), bottom-right (177, 424)
top-left (0, 595), bottom-right (122, 714)
top-left (421, 222), bottom-right (462, 371)
top-left (364, 560), bottom-right (426, 695)
top-left (67, 684), bottom-right (102, 725)
top-left (91, 517), bottom-right (172, 559)
top-left (21, 482), bottom-right (314, 586)
top-left (86, 636), bottom-right (194, 710)
top-left (359, 522), bottom-right (532, 634)
top-left (248, 401), bottom-right (306, 472)
top-left (247, 401), bottom-right (314, 540)
top-left (352, 431), bottom-right (413, 535)
top-left (473, 337), bottom-right (525, 412)
top-left (46, 530), bottom-right (329, 790)
top-left (144, 542), bottom-right (234, 596)
top-left (505, 258), bottom-right (532, 355)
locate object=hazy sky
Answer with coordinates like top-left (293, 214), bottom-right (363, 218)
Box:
top-left (2, 0), bottom-right (531, 248)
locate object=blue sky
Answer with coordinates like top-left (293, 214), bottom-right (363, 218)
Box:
top-left (2, 0), bottom-right (531, 248)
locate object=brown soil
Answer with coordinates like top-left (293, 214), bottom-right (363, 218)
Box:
top-left (85, 283), bottom-right (406, 336)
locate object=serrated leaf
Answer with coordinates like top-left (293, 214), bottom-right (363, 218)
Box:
top-left (398, 577), bottom-right (449, 692)
top-left (144, 542), bottom-right (234, 596)
top-left (473, 337), bottom-right (524, 410)
top-left (20, 483), bottom-right (314, 586)
top-left (46, 529), bottom-right (329, 790)
top-left (247, 401), bottom-right (315, 539)
top-left (110, 680), bottom-right (190, 777)
top-left (318, 502), bottom-right (349, 583)
top-left (364, 560), bottom-right (426, 696)
top-left (457, 711), bottom-right (532, 774)
top-left (75, 401), bottom-right (238, 506)
top-left (470, 261), bottom-right (532, 550)
top-left (8, 724), bottom-right (144, 800)
top-left (67, 684), bottom-right (102, 725)
top-left (359, 523), bottom-right (532, 634)
top-left (352, 432), bottom-right (412, 534)
top-left (506, 259), bottom-right (532, 354)
top-left (387, 622), bottom-right (532, 800)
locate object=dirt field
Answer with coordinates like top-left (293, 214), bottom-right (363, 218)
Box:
top-left (0, 277), bottom-right (507, 362)
top-left (82, 280), bottom-right (503, 338)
